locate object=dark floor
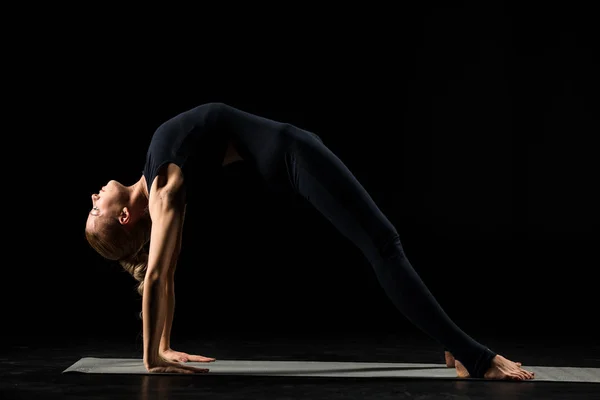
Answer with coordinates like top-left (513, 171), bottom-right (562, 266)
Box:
top-left (1, 330), bottom-right (599, 400)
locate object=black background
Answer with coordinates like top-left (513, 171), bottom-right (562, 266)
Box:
top-left (5, 3), bottom-right (598, 347)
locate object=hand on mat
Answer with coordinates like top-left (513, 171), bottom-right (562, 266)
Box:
top-left (160, 348), bottom-right (216, 364)
top-left (145, 356), bottom-right (210, 374)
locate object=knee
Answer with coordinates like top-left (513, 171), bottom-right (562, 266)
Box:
top-left (377, 233), bottom-right (406, 260)
top-left (306, 131), bottom-right (324, 144)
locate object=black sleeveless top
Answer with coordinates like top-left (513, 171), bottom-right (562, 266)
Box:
top-left (143, 102), bottom-right (300, 201)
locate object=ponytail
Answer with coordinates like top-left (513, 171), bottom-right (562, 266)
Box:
top-left (120, 246), bottom-right (149, 296)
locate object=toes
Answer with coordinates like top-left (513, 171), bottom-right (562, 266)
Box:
top-left (519, 370), bottom-right (534, 380)
top-left (517, 371), bottom-right (529, 380)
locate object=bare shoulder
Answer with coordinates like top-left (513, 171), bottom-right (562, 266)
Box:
top-left (149, 163), bottom-right (186, 207)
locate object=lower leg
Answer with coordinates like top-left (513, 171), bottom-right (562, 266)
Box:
top-left (369, 235), bottom-right (496, 377)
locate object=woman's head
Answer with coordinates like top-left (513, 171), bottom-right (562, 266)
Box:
top-left (85, 178), bottom-right (151, 295)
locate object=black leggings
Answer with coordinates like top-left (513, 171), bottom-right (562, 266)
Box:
top-left (270, 131), bottom-right (496, 378)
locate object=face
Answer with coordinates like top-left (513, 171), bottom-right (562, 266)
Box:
top-left (87, 180), bottom-right (129, 229)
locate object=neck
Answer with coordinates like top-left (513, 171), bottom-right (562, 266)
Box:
top-left (130, 176), bottom-right (149, 210)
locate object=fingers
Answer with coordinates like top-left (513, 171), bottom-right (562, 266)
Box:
top-left (170, 356), bottom-right (215, 363)
top-left (186, 355), bottom-right (216, 363)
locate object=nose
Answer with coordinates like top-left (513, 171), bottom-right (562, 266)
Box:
top-left (91, 193), bottom-right (99, 201)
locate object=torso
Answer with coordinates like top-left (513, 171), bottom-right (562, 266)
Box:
top-left (222, 139), bottom-right (244, 166)
top-left (143, 102), bottom-right (305, 201)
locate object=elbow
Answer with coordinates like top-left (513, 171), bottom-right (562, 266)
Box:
top-left (143, 273), bottom-right (168, 298)
top-left (145, 271), bottom-right (166, 287)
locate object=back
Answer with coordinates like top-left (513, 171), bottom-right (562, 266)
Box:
top-left (143, 103), bottom-right (228, 199)
top-left (143, 102), bottom-right (316, 202)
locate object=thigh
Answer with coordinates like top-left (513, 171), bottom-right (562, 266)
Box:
top-left (285, 137), bottom-right (399, 259)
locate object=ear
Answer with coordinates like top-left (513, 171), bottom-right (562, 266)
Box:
top-left (118, 207), bottom-right (131, 225)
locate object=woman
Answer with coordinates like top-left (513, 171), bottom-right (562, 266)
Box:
top-left (85, 102), bottom-right (534, 380)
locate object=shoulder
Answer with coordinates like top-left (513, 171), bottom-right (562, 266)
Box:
top-left (149, 163), bottom-right (185, 205)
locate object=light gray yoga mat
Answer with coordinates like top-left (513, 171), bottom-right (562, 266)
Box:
top-left (63, 358), bottom-right (600, 383)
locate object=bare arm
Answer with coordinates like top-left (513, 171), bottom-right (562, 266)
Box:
top-left (160, 205), bottom-right (186, 352)
top-left (160, 270), bottom-right (176, 352)
top-left (143, 166), bottom-right (186, 368)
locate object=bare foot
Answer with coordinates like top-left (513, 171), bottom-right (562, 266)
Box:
top-left (455, 355), bottom-right (533, 380)
top-left (445, 351), bottom-right (455, 368)
top-left (455, 359), bottom-right (470, 377)
top-left (446, 350), bottom-right (519, 369)
top-left (448, 351), bottom-right (522, 370)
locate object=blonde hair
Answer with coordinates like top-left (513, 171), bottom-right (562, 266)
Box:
top-left (86, 212), bottom-right (152, 296)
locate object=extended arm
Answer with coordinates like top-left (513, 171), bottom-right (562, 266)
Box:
top-left (142, 166), bottom-right (186, 369)
top-left (159, 205), bottom-right (186, 352)
top-left (156, 205), bottom-right (215, 365)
